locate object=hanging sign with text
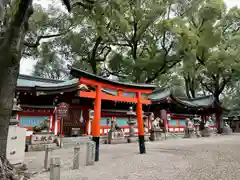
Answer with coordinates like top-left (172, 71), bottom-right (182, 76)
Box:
top-left (57, 102), bottom-right (69, 119)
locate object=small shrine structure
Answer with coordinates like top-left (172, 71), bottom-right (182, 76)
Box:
top-left (148, 88), bottom-right (226, 133)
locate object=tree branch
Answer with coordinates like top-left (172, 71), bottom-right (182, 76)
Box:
top-left (105, 42), bottom-right (132, 47)
top-left (72, 2), bottom-right (93, 10)
top-left (62, 0), bottom-right (95, 11)
top-left (200, 79), bottom-right (213, 93)
top-left (219, 76), bottom-right (231, 94)
top-left (196, 55), bottom-right (205, 66)
top-left (103, 63), bottom-right (127, 79)
top-left (24, 28), bottom-right (71, 48)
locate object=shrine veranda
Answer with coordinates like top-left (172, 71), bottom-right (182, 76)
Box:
top-left (16, 66), bottom-right (223, 142)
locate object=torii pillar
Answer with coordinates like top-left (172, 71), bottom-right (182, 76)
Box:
top-left (136, 92), bottom-right (145, 153)
top-left (92, 85), bottom-right (102, 161)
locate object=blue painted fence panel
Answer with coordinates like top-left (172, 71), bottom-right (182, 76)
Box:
top-left (20, 116), bottom-right (48, 127)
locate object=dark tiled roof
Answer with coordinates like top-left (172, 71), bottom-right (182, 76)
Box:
top-left (17, 74), bottom-right (221, 109)
top-left (68, 65), bottom-right (156, 90)
top-left (17, 74), bottom-right (79, 90)
top-left (17, 74), bottom-right (64, 87)
top-left (149, 87), bottom-right (216, 108)
top-left (148, 88), bottom-right (171, 101)
top-left (224, 109), bottom-right (240, 117)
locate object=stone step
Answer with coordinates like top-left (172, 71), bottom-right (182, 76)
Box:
top-left (61, 136), bottom-right (91, 147)
top-left (27, 143), bottom-right (58, 151)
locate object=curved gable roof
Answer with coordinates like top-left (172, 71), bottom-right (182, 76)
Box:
top-left (17, 74), bottom-right (79, 91)
top-left (68, 65), bottom-right (156, 90)
top-left (149, 87), bottom-right (218, 108)
top-left (17, 74), bottom-right (63, 87)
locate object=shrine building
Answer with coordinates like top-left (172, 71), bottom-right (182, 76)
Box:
top-left (16, 66), bottom-right (225, 140)
top-left (16, 66), bottom-right (155, 140)
top-left (148, 88), bottom-right (225, 133)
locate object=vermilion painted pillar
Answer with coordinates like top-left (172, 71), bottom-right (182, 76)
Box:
top-left (85, 119), bottom-right (89, 134)
top-left (16, 113), bottom-right (20, 126)
top-left (147, 116), bottom-right (151, 132)
top-left (92, 85), bottom-right (102, 161)
top-left (136, 92), bottom-right (146, 154)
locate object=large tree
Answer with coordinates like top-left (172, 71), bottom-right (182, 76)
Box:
top-left (175, 0), bottom-right (240, 102)
top-left (31, 0), bottom-right (183, 82)
top-left (32, 0), bottom-right (127, 76)
top-left (29, 3), bottom-right (73, 79)
top-left (105, 0), bottom-right (181, 83)
top-left (0, 0), bottom-right (94, 158)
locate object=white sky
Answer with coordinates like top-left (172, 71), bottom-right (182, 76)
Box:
top-left (20, 0), bottom-right (240, 75)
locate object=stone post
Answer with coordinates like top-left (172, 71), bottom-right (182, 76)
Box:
top-left (127, 119), bottom-right (136, 143)
top-left (50, 157), bottom-right (61, 180)
top-left (126, 107), bottom-right (136, 143)
top-left (44, 144), bottom-right (52, 170)
top-left (86, 141), bottom-right (96, 166)
top-left (107, 130), bottom-right (112, 144)
top-left (73, 146), bottom-right (80, 170)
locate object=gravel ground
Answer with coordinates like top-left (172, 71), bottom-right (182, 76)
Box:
top-left (27, 134), bottom-right (240, 180)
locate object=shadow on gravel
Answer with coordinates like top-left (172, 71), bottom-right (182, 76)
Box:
top-left (149, 147), bottom-right (197, 155)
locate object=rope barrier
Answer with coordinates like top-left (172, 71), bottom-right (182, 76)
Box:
top-left (29, 144), bottom-right (83, 179)
top-left (60, 150), bottom-right (81, 166)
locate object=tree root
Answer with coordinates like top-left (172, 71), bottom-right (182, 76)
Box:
top-left (0, 156), bottom-right (28, 180)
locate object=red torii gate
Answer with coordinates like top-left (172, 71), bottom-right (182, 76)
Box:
top-left (69, 66), bottom-right (156, 161)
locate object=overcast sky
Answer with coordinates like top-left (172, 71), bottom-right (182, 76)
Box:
top-left (20, 0), bottom-right (240, 75)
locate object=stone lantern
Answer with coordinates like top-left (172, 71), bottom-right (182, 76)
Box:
top-left (126, 106), bottom-right (136, 143)
top-left (10, 97), bottom-right (22, 125)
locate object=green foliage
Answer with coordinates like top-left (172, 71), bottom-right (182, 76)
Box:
top-left (105, 0), bottom-right (181, 83)
top-left (32, 42), bottom-right (68, 79)
top-left (174, 0), bottom-right (240, 101)
top-left (24, 0), bottom-right (240, 105)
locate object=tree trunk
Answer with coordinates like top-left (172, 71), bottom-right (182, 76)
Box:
top-left (190, 82), bottom-right (196, 98)
top-left (0, 63), bottom-right (19, 157)
top-left (184, 76), bottom-right (191, 98)
top-left (0, 0), bottom-right (33, 158)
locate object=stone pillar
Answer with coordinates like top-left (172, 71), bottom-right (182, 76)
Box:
top-left (44, 144), bottom-right (52, 170)
top-left (50, 157), bottom-right (60, 180)
top-left (195, 125), bottom-right (200, 137)
top-left (86, 141), bottom-right (96, 166)
top-left (73, 146), bottom-right (80, 169)
top-left (107, 130), bottom-right (112, 144)
top-left (127, 118), bottom-right (136, 143)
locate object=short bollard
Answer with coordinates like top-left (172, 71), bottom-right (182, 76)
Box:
top-left (73, 146), bottom-right (80, 170)
top-left (86, 141), bottom-right (96, 166)
top-left (44, 144), bottom-right (52, 170)
top-left (50, 157), bottom-right (60, 180)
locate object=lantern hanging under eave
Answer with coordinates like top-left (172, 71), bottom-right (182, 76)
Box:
top-left (149, 112), bottom-right (154, 121)
top-left (166, 97), bottom-right (171, 103)
top-left (167, 114), bottom-right (171, 121)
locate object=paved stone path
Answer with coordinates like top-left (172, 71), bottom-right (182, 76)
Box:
top-left (28, 134), bottom-right (240, 180)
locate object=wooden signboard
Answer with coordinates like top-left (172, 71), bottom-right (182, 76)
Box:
top-left (57, 102), bottom-right (69, 119)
